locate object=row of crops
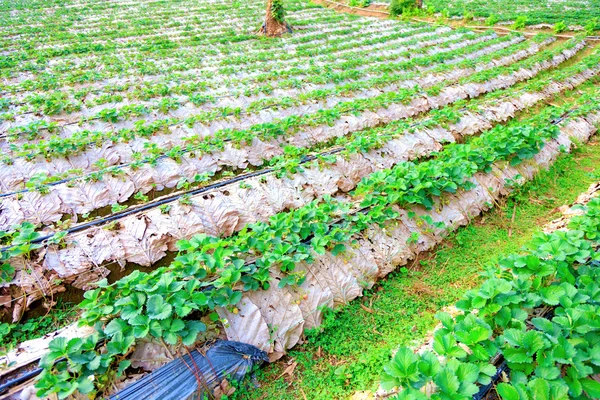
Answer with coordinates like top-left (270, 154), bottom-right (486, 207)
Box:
top-left (1, 0), bottom-right (600, 398)
top-left (422, 0), bottom-right (600, 28)
top-left (367, 0), bottom-right (599, 30)
top-left (382, 189), bottom-right (600, 398)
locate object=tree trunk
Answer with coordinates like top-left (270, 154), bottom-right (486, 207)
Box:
top-left (262, 0), bottom-right (291, 37)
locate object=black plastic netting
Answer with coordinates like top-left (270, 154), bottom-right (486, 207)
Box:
top-left (110, 340), bottom-right (268, 400)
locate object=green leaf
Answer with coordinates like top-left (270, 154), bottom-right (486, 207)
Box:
top-left (589, 346), bottom-right (600, 366)
top-left (331, 243), bottom-right (346, 256)
top-left (535, 364), bottom-right (560, 380)
top-left (229, 290), bottom-right (242, 305)
top-left (522, 331), bottom-right (545, 354)
top-left (394, 388), bottom-right (428, 400)
top-left (502, 328), bottom-right (523, 347)
top-left (581, 378), bottom-right (600, 398)
top-left (87, 355), bottom-right (101, 371)
top-left (565, 366), bottom-right (583, 396)
top-left (169, 319), bottom-right (186, 333)
top-left (527, 378), bottom-right (550, 400)
top-left (66, 337), bottom-right (83, 353)
top-left (146, 295), bottom-right (173, 320)
top-left (149, 320), bottom-right (163, 338)
top-left (163, 331), bottom-right (179, 345)
top-left (530, 317), bottom-right (554, 333)
top-left (175, 304), bottom-right (193, 317)
top-left (478, 363), bottom-right (497, 385)
top-left (433, 332), bottom-right (467, 358)
top-left (104, 318), bottom-right (129, 336)
top-left (471, 295), bottom-right (487, 309)
top-left (553, 336), bottom-right (576, 363)
top-left (48, 337), bottom-right (68, 354)
top-left (192, 292), bottom-right (208, 306)
top-left (456, 362), bottom-right (479, 383)
top-left (455, 362), bottom-right (480, 395)
top-left (417, 351), bottom-right (441, 377)
top-left (463, 325), bottom-right (491, 345)
top-left (69, 352), bottom-right (92, 365)
top-left (182, 320), bottom-right (206, 346)
top-left (133, 324), bottom-right (150, 338)
top-left (497, 383), bottom-right (520, 400)
top-left (540, 285), bottom-right (565, 305)
top-left (106, 333), bottom-right (135, 355)
top-left (435, 312), bottom-right (455, 330)
top-left (57, 382), bottom-right (79, 399)
top-left (118, 360), bottom-right (131, 376)
top-left (381, 347), bottom-right (420, 390)
top-left (130, 314), bottom-right (150, 326)
top-left (504, 348), bottom-right (530, 364)
top-left (77, 376), bottom-right (95, 394)
top-left (434, 368), bottom-right (460, 394)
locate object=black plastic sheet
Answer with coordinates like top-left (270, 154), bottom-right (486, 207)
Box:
top-left (110, 341), bottom-right (268, 400)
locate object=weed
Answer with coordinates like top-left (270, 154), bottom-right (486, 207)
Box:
top-left (0, 300), bottom-right (78, 351)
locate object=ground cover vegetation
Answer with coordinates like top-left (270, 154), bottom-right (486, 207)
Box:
top-left (0, 0), bottom-right (599, 398)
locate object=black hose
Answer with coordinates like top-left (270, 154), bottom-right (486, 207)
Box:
top-left (0, 96), bottom-right (589, 253)
top-left (0, 35), bottom-right (521, 198)
top-left (0, 339), bottom-right (106, 394)
top-left (473, 361), bottom-right (509, 400)
top-left (0, 147), bottom-right (345, 252)
top-left (0, 367), bottom-right (43, 395)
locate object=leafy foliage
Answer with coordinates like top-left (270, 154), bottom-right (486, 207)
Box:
top-left (349, 0), bottom-right (372, 7)
top-left (271, 0), bottom-right (286, 22)
top-left (0, 301), bottom-right (77, 351)
top-left (0, 222), bottom-right (45, 283)
top-left (424, 0), bottom-right (597, 30)
top-left (34, 94), bottom-right (597, 396)
top-left (381, 198), bottom-right (600, 399)
top-left (390, 0), bottom-right (418, 16)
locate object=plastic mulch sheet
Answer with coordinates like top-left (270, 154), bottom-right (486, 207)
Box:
top-left (110, 341), bottom-right (268, 400)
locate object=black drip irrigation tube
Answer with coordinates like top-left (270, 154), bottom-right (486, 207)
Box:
top-left (0, 105), bottom-right (595, 396)
top-left (0, 146), bottom-right (345, 253)
top-left (0, 34), bottom-right (561, 200)
top-left (0, 35), bottom-right (534, 195)
top-left (0, 367), bottom-right (43, 395)
top-left (0, 201), bottom-right (365, 396)
top-left (473, 361), bottom-right (509, 400)
top-left (0, 95), bottom-right (588, 253)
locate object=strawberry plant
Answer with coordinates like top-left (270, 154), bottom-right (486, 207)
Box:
top-left (382, 198), bottom-right (600, 399)
top-left (2, 1), bottom-right (599, 398)
top-left (32, 98), bottom-right (598, 396)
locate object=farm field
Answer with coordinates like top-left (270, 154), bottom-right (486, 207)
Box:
top-left (247, 138), bottom-right (600, 398)
top-left (1, 0), bottom-right (600, 398)
top-left (367, 0), bottom-right (600, 30)
top-left (422, 0), bottom-right (600, 29)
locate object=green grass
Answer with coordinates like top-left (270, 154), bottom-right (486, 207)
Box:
top-left (237, 136), bottom-right (600, 399)
top-left (0, 300), bottom-right (78, 352)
